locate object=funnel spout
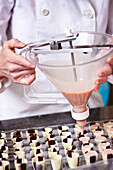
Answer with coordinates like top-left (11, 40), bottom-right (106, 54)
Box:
top-left (71, 106), bottom-right (89, 131)
top-left (62, 90), bottom-right (93, 130)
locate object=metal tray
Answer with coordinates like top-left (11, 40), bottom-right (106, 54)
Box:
top-left (1, 119), bottom-right (113, 170)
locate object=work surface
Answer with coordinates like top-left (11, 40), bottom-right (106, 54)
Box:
top-left (0, 105), bottom-right (113, 131)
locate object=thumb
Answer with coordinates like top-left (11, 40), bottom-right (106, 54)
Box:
top-left (3, 38), bottom-right (26, 49)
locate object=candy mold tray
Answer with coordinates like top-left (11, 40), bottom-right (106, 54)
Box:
top-left (1, 119), bottom-right (113, 170)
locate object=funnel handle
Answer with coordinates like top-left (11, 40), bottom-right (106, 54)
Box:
top-left (19, 44), bottom-right (36, 66)
top-left (19, 44), bottom-right (30, 57)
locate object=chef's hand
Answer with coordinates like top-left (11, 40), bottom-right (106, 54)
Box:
top-left (0, 39), bottom-right (36, 85)
top-left (94, 37), bottom-right (113, 91)
top-left (94, 61), bottom-right (113, 91)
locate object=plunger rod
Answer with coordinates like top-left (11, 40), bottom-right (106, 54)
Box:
top-left (69, 41), bottom-right (77, 81)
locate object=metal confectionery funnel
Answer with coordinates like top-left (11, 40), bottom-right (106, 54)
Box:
top-left (20, 31), bottom-right (113, 131)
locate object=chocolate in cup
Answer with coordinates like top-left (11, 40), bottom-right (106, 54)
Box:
top-left (98, 141), bottom-right (110, 152)
top-left (11, 131), bottom-right (23, 139)
top-left (48, 147), bottom-right (59, 158)
top-left (0, 132), bottom-right (6, 140)
top-left (64, 145), bottom-right (77, 155)
top-left (15, 157), bottom-right (28, 170)
top-left (95, 135), bottom-right (107, 143)
top-left (60, 131), bottom-right (72, 140)
top-left (79, 136), bottom-right (90, 147)
top-left (0, 145), bottom-right (8, 154)
top-left (92, 128), bottom-right (104, 137)
top-left (0, 138), bottom-right (5, 147)
top-left (30, 148), bottom-right (43, 157)
top-left (42, 127), bottom-right (53, 138)
top-left (84, 150), bottom-right (98, 165)
top-left (57, 126), bottom-right (69, 135)
top-left (46, 139), bottom-right (58, 148)
top-left (29, 134), bottom-right (39, 144)
top-left (89, 122), bottom-right (100, 132)
top-left (74, 124), bottom-right (87, 138)
top-left (12, 136), bottom-right (23, 145)
top-left (46, 133), bottom-right (55, 140)
top-left (67, 151), bottom-right (79, 169)
top-left (0, 165), bottom-right (3, 170)
top-left (0, 160), bottom-right (10, 170)
top-left (32, 156), bottom-right (45, 170)
top-left (102, 148), bottom-right (113, 164)
top-left (62, 137), bottom-right (73, 150)
top-left (26, 129), bottom-right (38, 138)
top-left (107, 127), bottom-right (113, 138)
top-left (82, 143), bottom-right (94, 155)
top-left (14, 151), bottom-right (25, 159)
top-left (0, 152), bottom-right (8, 160)
top-left (103, 121), bottom-right (113, 133)
top-left (50, 154), bottom-right (62, 170)
top-left (13, 143), bottom-right (24, 152)
top-left (30, 142), bottom-right (41, 149)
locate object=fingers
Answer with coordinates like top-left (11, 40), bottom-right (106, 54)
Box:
top-left (19, 73), bottom-right (36, 85)
top-left (10, 70), bottom-right (36, 85)
top-left (10, 69), bottom-right (35, 79)
top-left (2, 38), bottom-right (33, 69)
top-left (98, 63), bottom-right (112, 77)
top-left (95, 77), bottom-right (107, 86)
top-left (5, 63), bottom-right (34, 73)
top-left (94, 63), bottom-right (111, 88)
top-left (3, 38), bottom-right (34, 69)
top-left (2, 62), bottom-right (36, 84)
top-left (94, 37), bottom-right (113, 90)
top-left (0, 38), bottom-right (36, 85)
top-left (3, 38), bottom-right (26, 49)
top-left (2, 39), bottom-right (35, 71)
top-left (7, 50), bottom-right (35, 69)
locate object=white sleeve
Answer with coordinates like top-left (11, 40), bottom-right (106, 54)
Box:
top-left (0, 0), bottom-right (14, 43)
top-left (0, 77), bottom-right (11, 93)
top-left (0, 1), bottom-right (14, 92)
top-left (107, 0), bottom-right (113, 34)
top-left (108, 75), bottom-right (113, 85)
top-left (0, 37), bottom-right (11, 93)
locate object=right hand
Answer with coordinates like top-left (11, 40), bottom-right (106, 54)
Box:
top-left (0, 38), bottom-right (36, 85)
top-left (94, 37), bottom-right (113, 91)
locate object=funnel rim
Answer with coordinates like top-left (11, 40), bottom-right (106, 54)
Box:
top-left (27, 31), bottom-right (112, 47)
top-left (34, 50), bottom-right (113, 69)
top-left (27, 31), bottom-right (113, 69)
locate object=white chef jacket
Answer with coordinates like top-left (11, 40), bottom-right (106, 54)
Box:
top-left (0, 0), bottom-right (113, 120)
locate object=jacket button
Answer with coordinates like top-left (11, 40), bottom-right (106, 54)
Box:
top-left (86, 12), bottom-right (93, 19)
top-left (42, 9), bottom-right (49, 16)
